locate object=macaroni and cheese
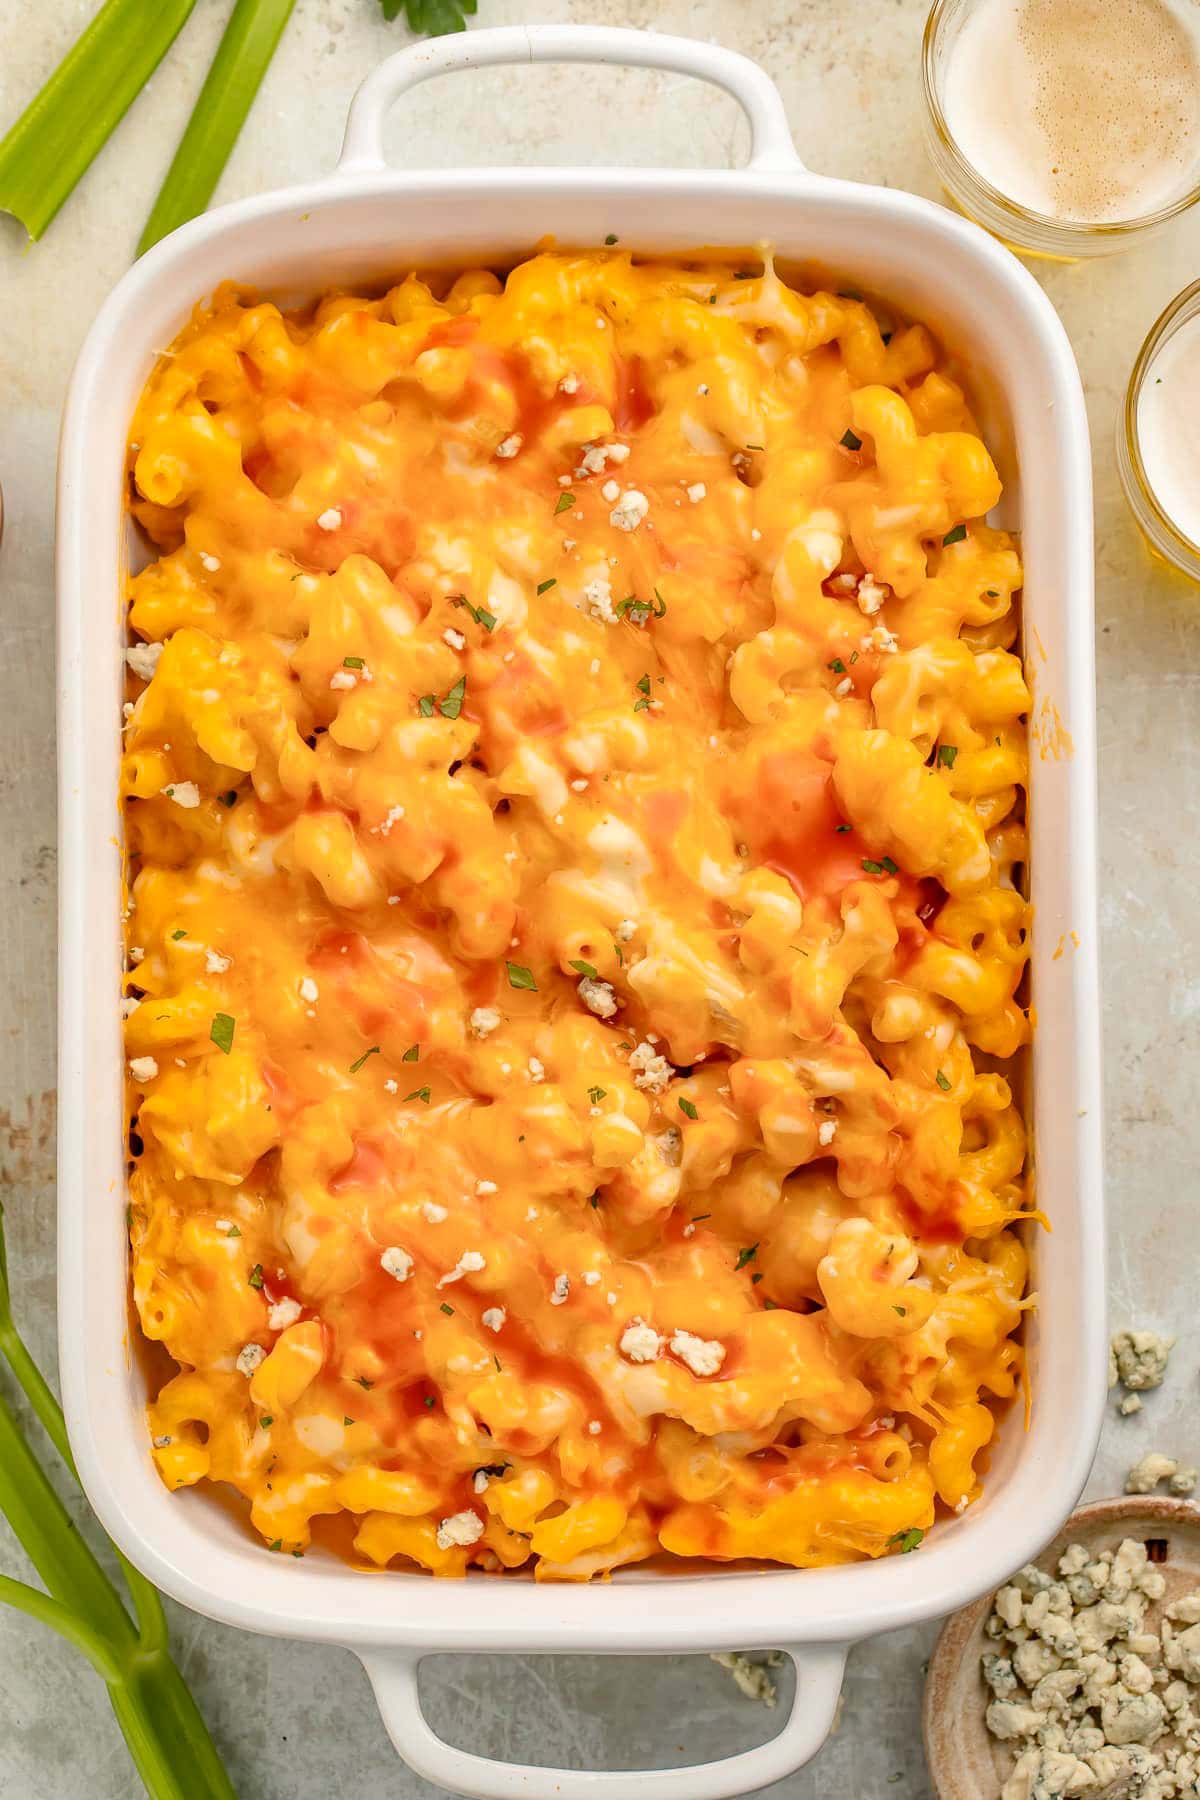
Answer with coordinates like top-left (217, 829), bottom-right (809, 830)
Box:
top-left (121, 251), bottom-right (1031, 1581)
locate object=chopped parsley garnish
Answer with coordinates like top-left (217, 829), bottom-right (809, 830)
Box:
top-left (570, 959), bottom-right (598, 979)
top-left (440, 1301), bottom-right (454, 1316)
top-left (506, 961), bottom-right (537, 991)
top-left (225, 1225), bottom-right (241, 1238)
top-left (439, 676), bottom-right (466, 720)
top-left (418, 694), bottom-right (435, 717)
top-left (691, 1213), bottom-right (711, 1223)
top-left (587, 1085), bottom-right (607, 1103)
top-left (171, 928), bottom-right (186, 940)
top-left (678, 1097), bottom-right (698, 1120)
top-left (636, 673), bottom-right (651, 695)
top-left (616, 589), bottom-right (667, 621)
top-left (632, 698), bottom-right (651, 713)
top-left (936, 1070), bottom-right (951, 1092)
top-left (751, 1271), bottom-right (764, 1285)
top-left (840, 428), bottom-right (862, 451)
top-left (893, 1305), bottom-right (907, 1316)
top-left (210, 1012), bottom-right (235, 1055)
top-left (554, 492), bottom-right (576, 515)
top-left (453, 597), bottom-right (497, 631)
top-left (735, 1243), bottom-right (759, 1271)
top-left (745, 443), bottom-right (764, 451)
top-left (888, 1528), bottom-right (925, 1554)
top-left (268, 1538), bottom-right (282, 1553)
top-left (829, 658), bottom-right (846, 674)
top-left (985, 588), bottom-right (999, 598)
top-left (942, 523), bottom-right (967, 546)
top-left (604, 233), bottom-right (618, 245)
top-left (343, 1416), bottom-right (354, 1427)
top-left (937, 744), bottom-right (959, 768)
top-left (219, 789), bottom-right (238, 807)
top-left (260, 1416), bottom-right (273, 1428)
top-left (862, 857), bottom-right (898, 876)
top-left (536, 578), bottom-right (556, 595)
top-left (880, 856), bottom-right (898, 874)
top-left (835, 823), bottom-right (851, 834)
top-left (402, 1045), bottom-right (419, 1062)
top-left (248, 1264), bottom-right (264, 1290)
top-left (356, 1376), bottom-right (373, 1390)
top-left (342, 656), bottom-right (364, 669)
top-left (422, 1395), bottom-right (435, 1409)
top-left (405, 1086), bottom-right (431, 1104)
top-left (349, 1045), bottom-right (380, 1074)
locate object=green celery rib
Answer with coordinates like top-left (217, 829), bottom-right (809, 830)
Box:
top-left (0, 1218), bottom-right (167, 1650)
top-left (0, 1210), bottom-right (237, 1798)
top-left (0, 1572), bottom-right (125, 1682)
top-left (139, 0), bottom-right (298, 256)
top-left (0, 0), bottom-right (199, 239)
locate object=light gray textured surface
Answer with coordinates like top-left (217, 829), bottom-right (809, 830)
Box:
top-left (0, 1), bottom-right (1197, 1795)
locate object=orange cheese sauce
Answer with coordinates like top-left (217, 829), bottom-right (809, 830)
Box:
top-left (122, 251), bottom-right (1030, 1580)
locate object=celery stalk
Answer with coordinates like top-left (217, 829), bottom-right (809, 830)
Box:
top-left (138, 0), bottom-right (297, 256)
top-left (0, 1209), bottom-right (237, 1798)
top-left (0, 0), bottom-right (198, 239)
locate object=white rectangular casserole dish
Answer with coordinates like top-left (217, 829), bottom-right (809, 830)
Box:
top-left (56, 26), bottom-right (1106, 1798)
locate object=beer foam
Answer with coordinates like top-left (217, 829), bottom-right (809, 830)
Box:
top-left (942, 0), bottom-right (1200, 224)
top-left (1138, 312), bottom-right (1200, 548)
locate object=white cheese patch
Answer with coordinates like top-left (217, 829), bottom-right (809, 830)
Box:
top-left (205, 949), bottom-right (231, 974)
top-left (161, 781), bottom-right (200, 808)
top-left (268, 1297), bottom-right (302, 1332)
top-left (438, 1250), bottom-right (486, 1288)
top-left (469, 1007), bottom-right (501, 1037)
top-left (609, 489), bottom-right (650, 532)
top-left (128, 1056), bottom-right (158, 1082)
top-left (481, 1306), bottom-right (506, 1332)
top-left (619, 1320), bottom-right (662, 1363)
top-left (380, 1246), bottom-right (414, 1282)
top-left (236, 1342), bottom-right (265, 1377)
top-left (629, 1041), bottom-right (673, 1094)
top-left (581, 578), bottom-right (619, 624)
top-left (578, 976), bottom-right (618, 1019)
top-left (669, 1329), bottom-right (726, 1378)
top-left (435, 1510), bottom-right (484, 1549)
top-left (550, 1273), bottom-right (570, 1306)
top-left (316, 508), bottom-right (342, 531)
top-left (125, 642), bottom-right (163, 681)
top-left (856, 575), bottom-right (889, 616)
top-left (494, 435), bottom-right (523, 459)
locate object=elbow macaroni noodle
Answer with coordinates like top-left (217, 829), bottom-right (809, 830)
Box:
top-left (122, 250), bottom-right (1031, 1581)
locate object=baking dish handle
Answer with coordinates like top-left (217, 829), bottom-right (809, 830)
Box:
top-left (359, 1642), bottom-right (846, 1799)
top-left (338, 24), bottom-right (805, 177)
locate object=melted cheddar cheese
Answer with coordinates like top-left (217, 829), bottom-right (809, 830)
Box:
top-left (122, 251), bottom-right (1031, 1580)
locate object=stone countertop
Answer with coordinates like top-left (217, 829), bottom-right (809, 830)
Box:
top-left (1, 1), bottom-right (1197, 1793)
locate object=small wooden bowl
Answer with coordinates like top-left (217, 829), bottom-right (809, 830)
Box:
top-left (923, 1494), bottom-right (1200, 1798)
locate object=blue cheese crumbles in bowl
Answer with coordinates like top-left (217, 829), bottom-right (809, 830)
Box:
top-left (924, 1498), bottom-right (1200, 1800)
